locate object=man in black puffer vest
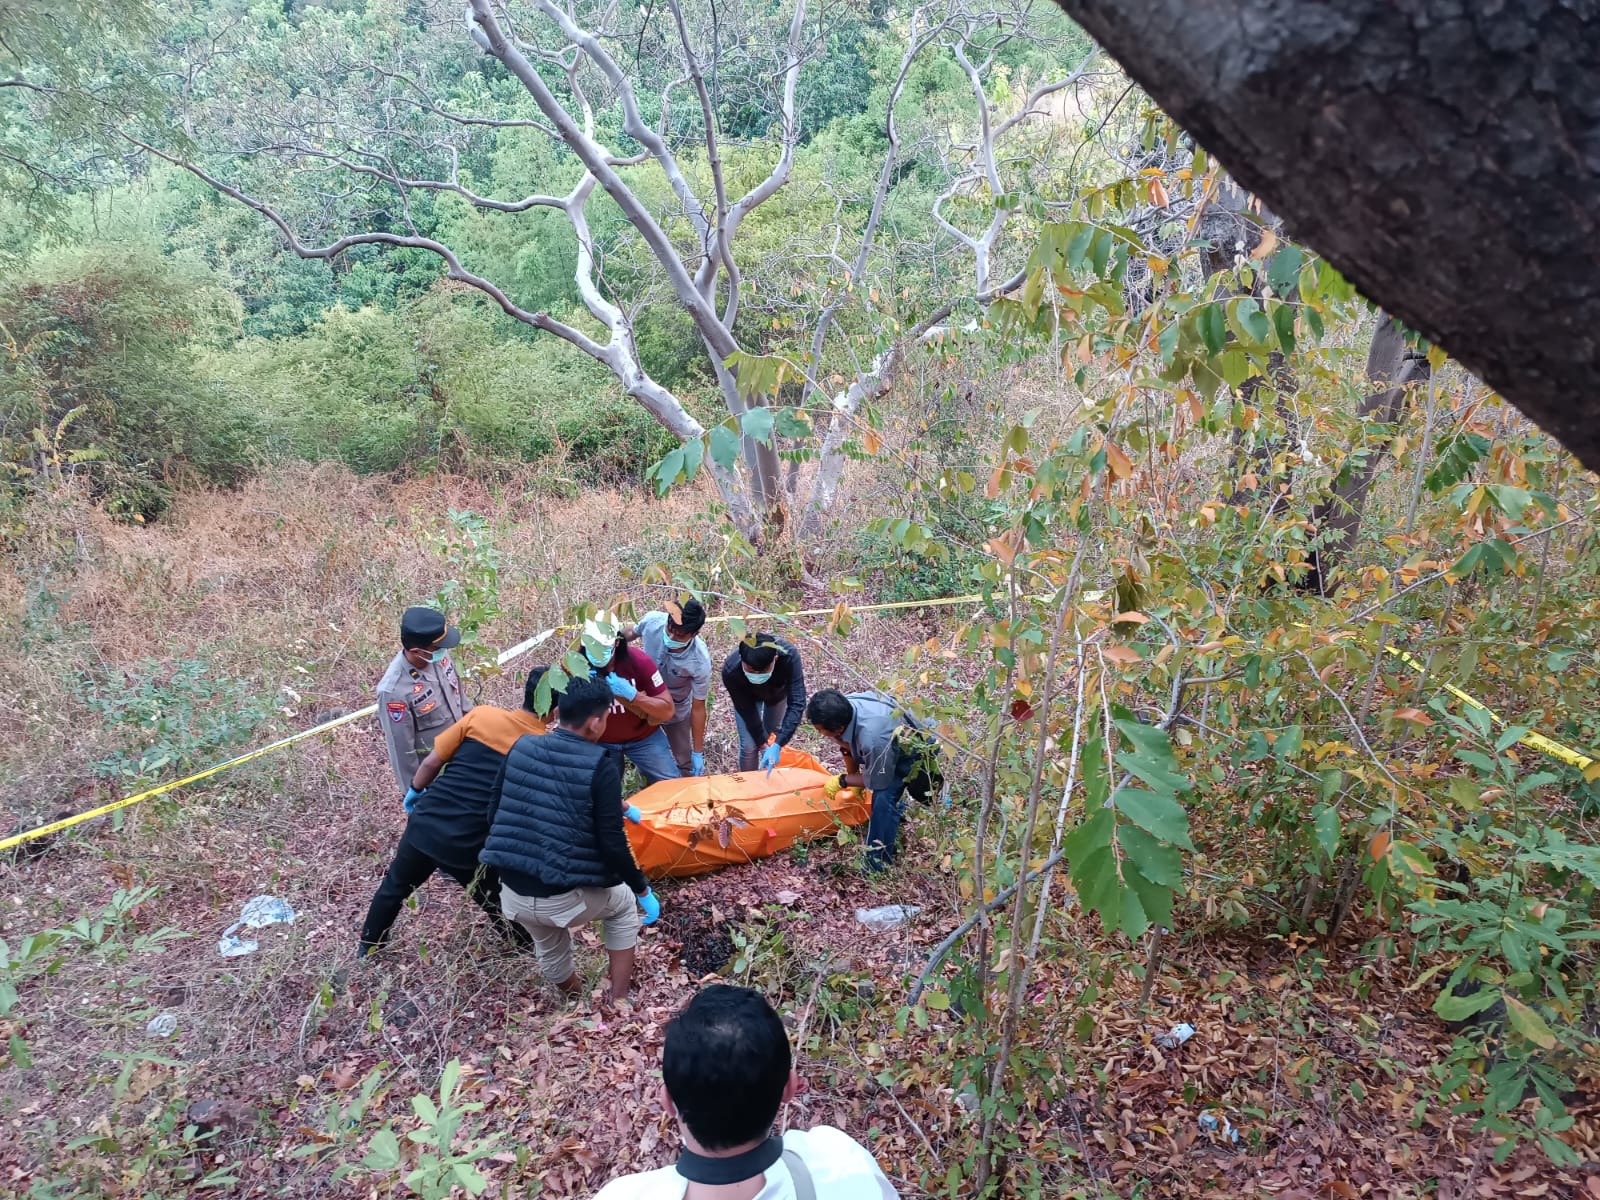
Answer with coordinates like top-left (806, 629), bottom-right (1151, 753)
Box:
top-left (481, 675), bottom-right (661, 1003)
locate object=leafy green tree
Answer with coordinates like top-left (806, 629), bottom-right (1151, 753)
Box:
top-left (0, 249), bottom-right (256, 517)
top-left (0, 0), bottom-right (167, 259)
top-left (655, 83), bottom-right (1596, 1175)
top-left (130, 0), bottom-right (1094, 539)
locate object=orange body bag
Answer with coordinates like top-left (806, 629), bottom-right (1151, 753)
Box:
top-left (624, 747), bottom-right (870, 878)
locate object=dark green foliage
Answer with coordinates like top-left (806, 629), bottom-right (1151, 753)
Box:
top-left (0, 251), bottom-right (257, 518)
top-left (796, 19), bottom-right (882, 134)
top-left (854, 492), bottom-right (997, 604)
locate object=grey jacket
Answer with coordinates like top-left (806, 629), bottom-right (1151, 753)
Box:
top-left (635, 611), bottom-right (712, 724)
top-left (838, 691), bottom-right (915, 792)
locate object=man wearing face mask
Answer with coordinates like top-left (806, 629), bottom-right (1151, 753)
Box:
top-left (626, 598), bottom-right (712, 777)
top-left (377, 606), bottom-right (474, 795)
top-left (720, 633), bottom-right (807, 774)
top-left (585, 612), bottom-right (681, 785)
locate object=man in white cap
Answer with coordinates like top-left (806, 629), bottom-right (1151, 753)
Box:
top-left (583, 611), bottom-right (679, 784)
top-left (376, 605), bottom-right (473, 796)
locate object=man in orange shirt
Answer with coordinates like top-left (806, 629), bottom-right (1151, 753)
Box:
top-left (357, 666), bottom-right (552, 956)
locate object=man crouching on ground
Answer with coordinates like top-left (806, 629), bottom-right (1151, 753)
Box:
top-left (480, 674), bottom-right (661, 1003)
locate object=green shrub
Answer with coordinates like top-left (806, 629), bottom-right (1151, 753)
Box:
top-left (0, 249), bottom-right (256, 518)
top-left (853, 492), bottom-right (998, 604)
top-left (207, 290), bottom-right (684, 481)
top-left (77, 656), bottom-right (275, 785)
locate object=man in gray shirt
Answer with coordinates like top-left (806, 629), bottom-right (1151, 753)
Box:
top-left (805, 689), bottom-right (942, 872)
top-left (627, 599), bottom-right (712, 776)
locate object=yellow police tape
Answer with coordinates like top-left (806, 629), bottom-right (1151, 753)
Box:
top-left (4, 592), bottom-right (1592, 854)
top-left (1381, 644), bottom-right (1595, 772)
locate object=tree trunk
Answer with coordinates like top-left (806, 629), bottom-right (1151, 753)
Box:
top-left (1199, 178), bottom-right (1298, 513)
top-left (1051, 0), bottom-right (1600, 474)
top-left (1304, 314), bottom-right (1431, 594)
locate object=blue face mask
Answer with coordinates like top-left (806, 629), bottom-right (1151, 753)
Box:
top-left (664, 635), bottom-right (691, 652)
top-left (743, 667), bottom-right (774, 685)
top-left (585, 643), bottom-right (614, 669)
top-left (424, 648), bottom-right (448, 664)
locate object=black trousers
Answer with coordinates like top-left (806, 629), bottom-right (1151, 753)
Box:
top-left (864, 732), bottom-right (944, 872)
top-left (358, 828), bottom-right (530, 952)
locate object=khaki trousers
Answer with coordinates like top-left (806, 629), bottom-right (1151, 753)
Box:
top-left (500, 883), bottom-right (639, 984)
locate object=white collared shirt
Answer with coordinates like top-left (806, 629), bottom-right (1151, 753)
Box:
top-left (592, 1127), bottom-right (898, 1200)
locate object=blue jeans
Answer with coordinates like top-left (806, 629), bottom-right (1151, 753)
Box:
top-left (601, 727), bottom-right (681, 785)
top-left (735, 700), bottom-right (787, 771)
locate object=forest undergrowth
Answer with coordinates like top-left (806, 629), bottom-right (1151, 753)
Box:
top-left (4, 0), bottom-right (1599, 1194)
top-left (3, 466), bottom-right (1596, 1199)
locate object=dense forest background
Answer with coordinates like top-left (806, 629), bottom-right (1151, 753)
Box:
top-left (1, 0), bottom-right (1095, 522)
top-left (3, 1), bottom-right (1598, 1197)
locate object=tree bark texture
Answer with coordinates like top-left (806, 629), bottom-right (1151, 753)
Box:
top-left (1051, 0), bottom-right (1600, 474)
top-left (1305, 314), bottom-right (1432, 594)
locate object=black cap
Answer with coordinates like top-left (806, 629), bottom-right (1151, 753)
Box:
top-left (400, 606), bottom-right (461, 651)
top-left (664, 597), bottom-right (707, 634)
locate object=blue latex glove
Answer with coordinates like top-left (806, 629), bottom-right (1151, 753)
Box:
top-left (606, 672), bottom-right (638, 701)
top-left (624, 804), bottom-right (642, 824)
top-left (690, 751), bottom-right (706, 777)
top-left (759, 742), bottom-right (782, 775)
top-left (403, 787), bottom-right (423, 813)
top-left (638, 888), bottom-right (661, 926)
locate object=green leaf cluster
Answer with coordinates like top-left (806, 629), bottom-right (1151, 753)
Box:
top-left (1066, 719), bottom-right (1195, 939)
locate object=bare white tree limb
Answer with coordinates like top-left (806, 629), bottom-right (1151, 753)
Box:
top-left (798, 30), bottom-right (1098, 534)
top-left (798, 263), bottom-right (1028, 534)
top-left (519, 0), bottom-right (713, 248)
top-left (788, 2), bottom-right (945, 510)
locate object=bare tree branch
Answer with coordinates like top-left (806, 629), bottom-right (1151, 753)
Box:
top-left (235, 142), bottom-right (568, 213)
top-left (131, 139), bottom-right (610, 356)
top-left (468, 0), bottom-right (737, 360)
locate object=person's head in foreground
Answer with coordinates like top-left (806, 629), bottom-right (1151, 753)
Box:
top-left (664, 984), bottom-right (796, 1153)
top-left (596, 983), bottom-right (899, 1198)
top-left (805, 689), bottom-right (853, 743)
